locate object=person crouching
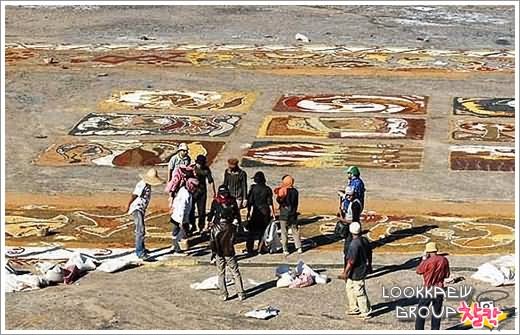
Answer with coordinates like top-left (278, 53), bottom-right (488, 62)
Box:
top-left (207, 185), bottom-right (246, 301)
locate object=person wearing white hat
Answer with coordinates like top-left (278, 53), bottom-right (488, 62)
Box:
top-left (337, 186), bottom-right (363, 279)
top-left (167, 143), bottom-right (191, 183)
top-left (343, 221), bottom-right (372, 320)
top-left (127, 168), bottom-right (164, 259)
top-left (415, 242), bottom-right (450, 330)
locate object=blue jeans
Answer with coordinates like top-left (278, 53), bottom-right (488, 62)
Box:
top-left (133, 210), bottom-right (146, 257)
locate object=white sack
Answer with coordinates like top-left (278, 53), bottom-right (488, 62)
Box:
top-left (64, 252), bottom-right (97, 271)
top-left (6, 273), bottom-right (43, 293)
top-left (190, 275), bottom-right (234, 290)
top-left (97, 258), bottom-right (134, 273)
top-left (471, 255), bottom-right (515, 286)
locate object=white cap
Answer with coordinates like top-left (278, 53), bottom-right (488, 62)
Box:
top-left (349, 222), bottom-right (361, 235)
top-left (177, 143), bottom-right (188, 152)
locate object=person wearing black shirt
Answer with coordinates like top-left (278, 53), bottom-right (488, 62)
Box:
top-left (344, 222), bottom-right (372, 320)
top-left (190, 155), bottom-right (216, 233)
top-left (274, 175), bottom-right (301, 255)
top-left (207, 185), bottom-right (246, 301)
top-left (223, 158), bottom-right (248, 208)
top-left (246, 171), bottom-right (276, 254)
top-left (338, 186), bottom-right (363, 279)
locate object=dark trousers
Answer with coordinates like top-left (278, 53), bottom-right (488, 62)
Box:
top-left (415, 296), bottom-right (443, 330)
top-left (190, 192), bottom-right (207, 232)
top-left (246, 231), bottom-right (262, 253)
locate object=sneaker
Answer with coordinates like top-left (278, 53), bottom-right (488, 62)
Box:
top-left (283, 251), bottom-right (290, 256)
top-left (220, 294), bottom-right (228, 301)
top-left (138, 252), bottom-right (150, 260)
top-left (238, 293), bottom-right (246, 301)
top-left (209, 258), bottom-right (216, 265)
top-left (346, 310), bottom-right (360, 316)
top-left (297, 248), bottom-right (303, 254)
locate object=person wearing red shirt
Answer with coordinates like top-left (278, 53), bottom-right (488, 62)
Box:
top-left (415, 242), bottom-right (450, 330)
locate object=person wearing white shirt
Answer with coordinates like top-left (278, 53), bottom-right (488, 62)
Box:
top-left (126, 168), bottom-right (164, 259)
top-left (170, 178), bottom-right (199, 254)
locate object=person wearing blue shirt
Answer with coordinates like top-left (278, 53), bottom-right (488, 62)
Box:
top-left (346, 166), bottom-right (365, 208)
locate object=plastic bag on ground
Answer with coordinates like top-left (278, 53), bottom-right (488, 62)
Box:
top-left (190, 275), bottom-right (234, 290)
top-left (289, 272), bottom-right (314, 288)
top-left (295, 260), bottom-right (328, 284)
top-left (64, 252), bottom-right (97, 272)
top-left (245, 306), bottom-right (280, 319)
top-left (44, 265), bottom-right (64, 283)
top-left (276, 272), bottom-right (294, 288)
top-left (471, 255), bottom-right (515, 286)
top-left (275, 264), bottom-right (290, 277)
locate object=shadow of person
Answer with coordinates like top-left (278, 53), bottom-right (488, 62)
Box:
top-left (297, 215), bottom-right (326, 227)
top-left (370, 297), bottom-right (419, 317)
top-left (367, 256), bottom-right (422, 279)
top-left (369, 224), bottom-right (439, 249)
top-left (244, 279), bottom-right (277, 299)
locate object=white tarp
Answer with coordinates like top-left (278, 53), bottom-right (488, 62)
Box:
top-left (471, 255), bottom-right (515, 286)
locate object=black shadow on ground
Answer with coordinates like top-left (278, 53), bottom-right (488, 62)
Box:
top-left (244, 279), bottom-right (278, 298)
top-left (369, 224), bottom-right (439, 249)
top-left (367, 256), bottom-right (422, 279)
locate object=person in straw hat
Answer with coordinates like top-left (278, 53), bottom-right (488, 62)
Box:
top-left (127, 168), bottom-right (164, 259)
top-left (415, 242), bottom-right (450, 330)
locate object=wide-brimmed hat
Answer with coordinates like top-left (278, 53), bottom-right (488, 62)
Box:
top-left (424, 242), bottom-right (438, 253)
top-left (177, 143), bottom-right (189, 152)
top-left (349, 222), bottom-right (361, 235)
top-left (140, 168), bottom-right (164, 186)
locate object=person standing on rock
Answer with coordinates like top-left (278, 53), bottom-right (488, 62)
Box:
top-left (190, 154), bottom-right (216, 234)
top-left (126, 168), bottom-right (164, 259)
top-left (167, 143), bottom-right (191, 182)
top-left (344, 222), bottom-right (372, 320)
top-left (223, 158), bottom-right (248, 209)
top-left (246, 171), bottom-right (276, 255)
top-left (207, 185), bottom-right (246, 301)
top-left (275, 175), bottom-right (301, 256)
top-left (169, 178), bottom-right (199, 255)
top-left (415, 242), bottom-right (450, 330)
